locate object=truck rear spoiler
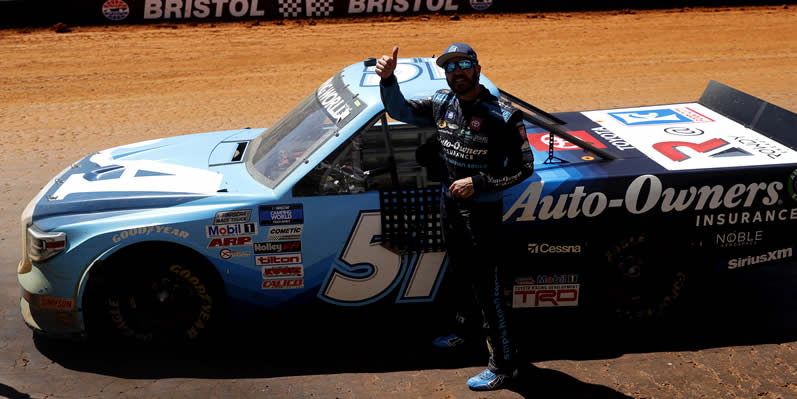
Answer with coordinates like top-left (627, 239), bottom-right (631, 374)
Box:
top-left (699, 80), bottom-right (797, 150)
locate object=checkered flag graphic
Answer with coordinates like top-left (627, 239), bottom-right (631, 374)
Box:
top-left (278, 0), bottom-right (302, 18)
top-left (306, 0), bottom-right (334, 17)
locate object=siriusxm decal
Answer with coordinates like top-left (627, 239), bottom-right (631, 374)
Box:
top-left (259, 204), bottom-right (303, 225)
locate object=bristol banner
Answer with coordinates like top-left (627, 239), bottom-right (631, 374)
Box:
top-left (1, 0), bottom-right (780, 27)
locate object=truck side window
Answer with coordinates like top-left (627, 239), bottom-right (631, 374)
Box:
top-left (292, 115), bottom-right (439, 197)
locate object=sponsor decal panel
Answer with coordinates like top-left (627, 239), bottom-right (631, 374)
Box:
top-left (607, 107), bottom-right (713, 126)
top-left (512, 284), bottom-right (580, 308)
top-left (505, 174), bottom-right (787, 225)
top-left (527, 130), bottom-right (607, 152)
top-left (103, 0), bottom-right (130, 21)
top-left (112, 225), bottom-right (189, 243)
top-left (470, 0), bottom-right (493, 10)
top-left (516, 274), bottom-right (579, 285)
top-left (527, 243), bottom-right (582, 254)
top-left (583, 103), bottom-right (797, 171)
top-left (256, 253), bottom-right (302, 266)
top-left (267, 224), bottom-right (303, 240)
top-left (591, 127), bottom-right (635, 151)
top-left (38, 296), bottom-right (76, 311)
top-left (260, 204), bottom-right (303, 225)
top-left (262, 265), bottom-right (304, 279)
top-left (214, 209), bottom-right (251, 224)
top-left (253, 240), bottom-right (302, 254)
top-left (727, 247), bottom-right (793, 270)
top-left (207, 236), bottom-right (253, 248)
top-left (715, 230), bottom-right (763, 248)
top-left (219, 249), bottom-right (250, 259)
top-left (206, 223), bottom-right (257, 238)
top-left (262, 278), bottom-right (304, 289)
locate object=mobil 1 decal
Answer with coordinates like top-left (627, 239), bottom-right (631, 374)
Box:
top-left (259, 204), bottom-right (303, 225)
top-left (582, 103), bottom-right (797, 171)
top-left (503, 173), bottom-right (793, 228)
top-left (316, 73), bottom-right (367, 126)
top-left (319, 211), bottom-right (447, 305)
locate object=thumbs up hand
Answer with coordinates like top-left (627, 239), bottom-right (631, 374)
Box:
top-left (375, 46), bottom-right (399, 79)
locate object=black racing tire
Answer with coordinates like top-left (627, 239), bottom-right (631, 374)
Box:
top-left (602, 234), bottom-right (690, 322)
top-left (84, 243), bottom-right (224, 345)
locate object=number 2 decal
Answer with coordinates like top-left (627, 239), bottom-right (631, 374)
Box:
top-left (319, 211), bottom-right (447, 306)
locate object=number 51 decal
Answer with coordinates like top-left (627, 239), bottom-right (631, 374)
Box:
top-left (319, 211), bottom-right (447, 306)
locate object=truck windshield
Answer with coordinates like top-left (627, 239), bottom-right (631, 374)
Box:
top-left (246, 73), bottom-right (368, 188)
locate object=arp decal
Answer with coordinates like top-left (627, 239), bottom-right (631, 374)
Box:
top-left (207, 236), bottom-right (252, 248)
top-left (526, 131), bottom-right (607, 152)
top-left (259, 204), bottom-right (303, 225)
top-left (512, 284), bottom-right (580, 308)
top-left (320, 211), bottom-right (447, 305)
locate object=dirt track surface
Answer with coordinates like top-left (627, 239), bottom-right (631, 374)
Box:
top-left (1, 6), bottom-right (797, 399)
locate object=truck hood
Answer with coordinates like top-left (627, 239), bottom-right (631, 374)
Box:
top-left (32, 129), bottom-right (263, 220)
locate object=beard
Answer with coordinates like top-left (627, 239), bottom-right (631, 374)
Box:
top-left (446, 71), bottom-right (479, 95)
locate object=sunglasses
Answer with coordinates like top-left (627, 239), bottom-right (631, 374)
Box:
top-left (444, 59), bottom-right (476, 73)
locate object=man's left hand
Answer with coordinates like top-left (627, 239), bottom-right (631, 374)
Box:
top-left (449, 177), bottom-right (474, 199)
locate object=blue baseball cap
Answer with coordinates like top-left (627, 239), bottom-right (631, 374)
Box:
top-left (436, 42), bottom-right (478, 67)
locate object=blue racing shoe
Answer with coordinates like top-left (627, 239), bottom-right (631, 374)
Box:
top-left (431, 333), bottom-right (466, 349)
top-left (467, 369), bottom-right (511, 391)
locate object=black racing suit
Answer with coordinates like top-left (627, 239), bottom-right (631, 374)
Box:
top-left (380, 74), bottom-right (534, 374)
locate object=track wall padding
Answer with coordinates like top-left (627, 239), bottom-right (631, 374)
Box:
top-left (1, 0), bottom-right (794, 28)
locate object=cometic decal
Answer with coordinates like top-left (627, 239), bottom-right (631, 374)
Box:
top-left (266, 224), bottom-right (303, 240)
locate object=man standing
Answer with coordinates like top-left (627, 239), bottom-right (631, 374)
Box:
top-left (376, 43), bottom-right (534, 390)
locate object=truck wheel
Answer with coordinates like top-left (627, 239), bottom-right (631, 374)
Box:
top-left (85, 245), bottom-right (223, 344)
top-left (604, 235), bottom-right (688, 321)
